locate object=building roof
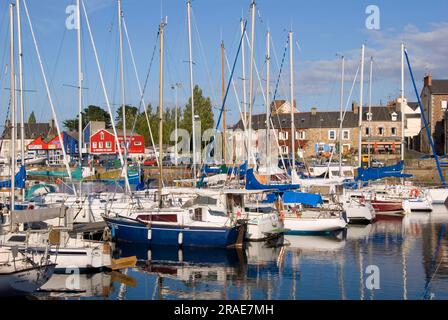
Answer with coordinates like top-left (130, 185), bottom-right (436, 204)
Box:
top-left (408, 102), bottom-right (420, 111)
top-left (1, 122), bottom-right (57, 140)
top-left (429, 80), bottom-right (448, 95)
top-left (233, 106), bottom-right (401, 130)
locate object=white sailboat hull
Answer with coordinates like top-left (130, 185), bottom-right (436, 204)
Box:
top-left (245, 212), bottom-right (283, 241)
top-left (283, 215), bottom-right (347, 234)
top-left (427, 188), bottom-right (448, 204)
top-left (402, 198), bottom-right (433, 213)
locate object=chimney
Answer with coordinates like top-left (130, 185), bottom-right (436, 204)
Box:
top-left (352, 101), bottom-right (359, 114)
top-left (311, 107), bottom-right (317, 115)
top-left (424, 73), bottom-right (432, 87)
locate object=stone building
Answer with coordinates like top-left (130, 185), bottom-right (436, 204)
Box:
top-left (231, 99), bottom-right (419, 162)
top-left (419, 74), bottom-right (448, 155)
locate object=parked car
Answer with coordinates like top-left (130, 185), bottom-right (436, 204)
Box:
top-left (178, 156), bottom-right (192, 167)
top-left (162, 155), bottom-right (174, 167)
top-left (143, 157), bottom-right (157, 166)
top-left (370, 159), bottom-right (385, 168)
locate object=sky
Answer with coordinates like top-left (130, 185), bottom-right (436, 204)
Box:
top-left (0, 0), bottom-right (447, 130)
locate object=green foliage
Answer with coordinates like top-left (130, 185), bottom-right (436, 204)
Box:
top-left (63, 105), bottom-right (111, 131)
top-left (181, 85), bottom-right (215, 136)
top-left (28, 111), bottom-right (37, 124)
top-left (62, 86), bottom-right (214, 149)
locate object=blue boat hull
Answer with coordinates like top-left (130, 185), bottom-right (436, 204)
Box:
top-left (105, 217), bottom-right (242, 248)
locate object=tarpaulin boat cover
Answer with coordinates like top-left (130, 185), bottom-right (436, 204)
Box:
top-left (282, 191), bottom-right (323, 207)
top-left (0, 165), bottom-right (26, 189)
top-left (262, 193), bottom-right (278, 203)
top-left (356, 161), bottom-right (413, 182)
top-left (245, 168), bottom-right (300, 191)
top-left (11, 206), bottom-right (69, 224)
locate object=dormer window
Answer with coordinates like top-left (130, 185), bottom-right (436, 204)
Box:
top-left (366, 112), bottom-right (372, 121)
top-left (391, 112), bottom-right (398, 121)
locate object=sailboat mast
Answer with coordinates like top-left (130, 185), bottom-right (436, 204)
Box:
top-left (77, 0), bottom-right (83, 166)
top-left (117, 0), bottom-right (128, 189)
top-left (16, 1), bottom-right (24, 171)
top-left (289, 31), bottom-right (295, 175)
top-left (248, 0), bottom-right (255, 166)
top-left (358, 44), bottom-right (365, 167)
top-left (187, 0), bottom-right (197, 183)
top-left (368, 57), bottom-right (373, 167)
top-left (401, 43), bottom-right (405, 162)
top-left (339, 56), bottom-right (345, 175)
top-left (266, 30), bottom-right (270, 173)
top-left (221, 41), bottom-right (226, 163)
top-left (241, 18), bottom-right (247, 134)
top-left (16, 0), bottom-right (25, 201)
top-left (158, 20), bottom-right (165, 205)
top-left (9, 3), bottom-right (16, 211)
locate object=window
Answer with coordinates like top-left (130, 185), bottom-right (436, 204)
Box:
top-left (391, 127), bottom-right (397, 136)
top-left (279, 131), bottom-right (288, 140)
top-left (99, 142), bottom-right (103, 148)
top-left (442, 100), bottom-right (447, 111)
top-left (92, 142), bottom-right (97, 149)
top-left (365, 127), bottom-right (370, 135)
top-left (391, 112), bottom-right (398, 121)
top-left (106, 141), bottom-right (112, 148)
top-left (100, 132), bottom-right (105, 140)
top-left (296, 131), bottom-right (306, 140)
top-left (378, 127), bottom-right (384, 136)
top-left (366, 112), bottom-right (372, 121)
top-left (328, 130), bottom-right (336, 140)
top-left (342, 130), bottom-right (350, 140)
top-left (281, 145), bottom-right (288, 155)
top-left (134, 141), bottom-right (142, 146)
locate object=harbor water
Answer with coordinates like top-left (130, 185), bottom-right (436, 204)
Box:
top-left (33, 205), bottom-right (448, 300)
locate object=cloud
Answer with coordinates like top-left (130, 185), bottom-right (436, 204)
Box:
top-left (295, 23), bottom-right (448, 105)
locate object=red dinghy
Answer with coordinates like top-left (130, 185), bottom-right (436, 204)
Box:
top-left (370, 200), bottom-right (405, 220)
top-left (370, 200), bottom-right (403, 212)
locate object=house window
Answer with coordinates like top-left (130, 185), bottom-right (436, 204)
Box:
top-left (134, 141), bottom-right (142, 146)
top-left (391, 113), bottom-right (398, 121)
top-left (378, 127), bottom-right (384, 136)
top-left (100, 132), bottom-right (105, 140)
top-left (342, 130), bottom-right (350, 140)
top-left (99, 142), bottom-right (103, 149)
top-left (391, 127), bottom-right (397, 136)
top-left (365, 127), bottom-right (370, 136)
top-left (279, 131), bottom-right (288, 140)
top-left (296, 131), bottom-right (306, 140)
top-left (366, 112), bottom-right (372, 121)
top-left (281, 145), bottom-right (288, 155)
top-left (92, 142), bottom-right (97, 149)
top-left (328, 130), bottom-right (336, 140)
top-left (442, 101), bottom-right (447, 111)
top-left (106, 141), bottom-right (112, 148)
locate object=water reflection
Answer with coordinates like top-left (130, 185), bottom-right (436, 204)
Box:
top-left (33, 206), bottom-right (448, 300)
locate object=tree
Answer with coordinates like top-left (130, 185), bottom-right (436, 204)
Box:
top-left (28, 111), bottom-right (36, 124)
top-left (181, 85), bottom-right (215, 138)
top-left (63, 105), bottom-right (111, 131)
top-left (116, 105), bottom-right (139, 130)
top-left (82, 105), bottom-right (111, 128)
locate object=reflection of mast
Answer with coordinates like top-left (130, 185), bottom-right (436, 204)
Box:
top-left (359, 246), bottom-right (364, 300)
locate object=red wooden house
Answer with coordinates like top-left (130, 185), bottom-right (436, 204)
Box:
top-left (90, 129), bottom-right (145, 155)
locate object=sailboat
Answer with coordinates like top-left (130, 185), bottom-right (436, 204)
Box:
top-left (0, 244), bottom-right (55, 297)
top-left (103, 18), bottom-right (245, 249)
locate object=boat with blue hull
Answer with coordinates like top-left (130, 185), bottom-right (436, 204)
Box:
top-left (105, 215), bottom-right (243, 248)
